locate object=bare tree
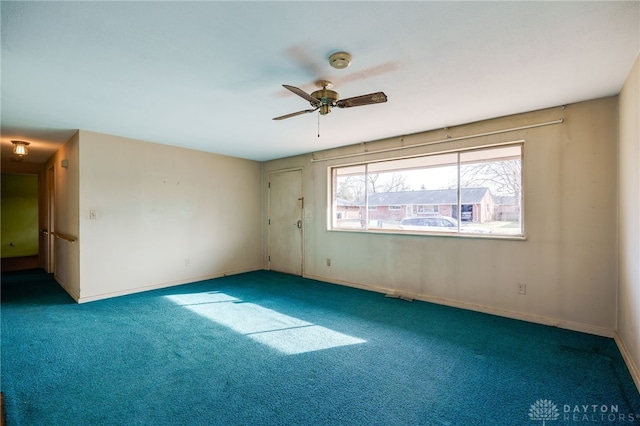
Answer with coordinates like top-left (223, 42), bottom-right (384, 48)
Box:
top-left (336, 175), bottom-right (366, 202)
top-left (460, 159), bottom-right (521, 196)
top-left (366, 173), bottom-right (381, 194)
top-left (383, 173), bottom-right (411, 193)
top-left (337, 172), bottom-right (412, 202)
top-left (368, 172), bottom-right (411, 194)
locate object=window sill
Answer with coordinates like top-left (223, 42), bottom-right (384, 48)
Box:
top-left (328, 228), bottom-right (527, 241)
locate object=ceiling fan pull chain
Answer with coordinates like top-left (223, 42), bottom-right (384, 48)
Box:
top-left (317, 113), bottom-right (321, 138)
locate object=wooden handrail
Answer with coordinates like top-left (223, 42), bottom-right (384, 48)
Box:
top-left (53, 232), bottom-right (77, 243)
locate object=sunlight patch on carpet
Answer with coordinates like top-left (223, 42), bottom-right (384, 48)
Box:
top-left (165, 292), bottom-right (366, 354)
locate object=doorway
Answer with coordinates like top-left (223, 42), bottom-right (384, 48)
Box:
top-left (0, 173), bottom-right (40, 271)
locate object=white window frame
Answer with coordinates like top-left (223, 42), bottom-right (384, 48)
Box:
top-left (329, 142), bottom-right (524, 239)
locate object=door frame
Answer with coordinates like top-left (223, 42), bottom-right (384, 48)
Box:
top-left (46, 165), bottom-right (55, 273)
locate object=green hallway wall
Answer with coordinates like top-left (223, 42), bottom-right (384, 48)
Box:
top-left (1, 173), bottom-right (39, 258)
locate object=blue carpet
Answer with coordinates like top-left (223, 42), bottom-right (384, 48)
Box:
top-left (2, 270), bottom-right (639, 425)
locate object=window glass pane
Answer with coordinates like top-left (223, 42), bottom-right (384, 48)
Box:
top-left (405, 161), bottom-right (459, 234)
top-left (333, 165), bottom-right (366, 229)
top-left (459, 146), bottom-right (522, 235)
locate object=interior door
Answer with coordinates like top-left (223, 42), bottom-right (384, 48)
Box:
top-left (268, 169), bottom-right (303, 275)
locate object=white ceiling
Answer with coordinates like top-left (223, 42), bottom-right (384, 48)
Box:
top-left (2, 1), bottom-right (639, 164)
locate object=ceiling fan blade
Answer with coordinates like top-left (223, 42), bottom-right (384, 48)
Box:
top-left (285, 45), bottom-right (324, 77)
top-left (283, 85), bottom-right (321, 105)
top-left (273, 107), bottom-right (319, 121)
top-left (336, 92), bottom-right (388, 108)
top-left (334, 62), bottom-right (399, 86)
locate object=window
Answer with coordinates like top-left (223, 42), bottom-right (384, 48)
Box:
top-left (416, 205), bottom-right (438, 215)
top-left (331, 144), bottom-right (523, 237)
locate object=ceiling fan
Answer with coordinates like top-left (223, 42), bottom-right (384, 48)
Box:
top-left (273, 79), bottom-right (388, 121)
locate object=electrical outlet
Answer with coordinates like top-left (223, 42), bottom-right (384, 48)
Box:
top-left (184, 258), bottom-right (190, 267)
top-left (326, 258), bottom-right (331, 267)
top-left (518, 283), bottom-right (526, 295)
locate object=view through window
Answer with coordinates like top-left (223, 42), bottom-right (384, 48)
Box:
top-left (331, 144), bottom-right (523, 237)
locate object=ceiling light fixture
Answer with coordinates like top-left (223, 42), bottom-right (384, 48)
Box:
top-left (11, 140), bottom-right (30, 157)
top-left (329, 52), bottom-right (352, 70)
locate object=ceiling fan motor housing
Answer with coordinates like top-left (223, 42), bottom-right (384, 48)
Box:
top-left (310, 88), bottom-right (339, 115)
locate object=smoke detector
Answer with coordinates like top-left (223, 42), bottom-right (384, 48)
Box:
top-left (329, 52), bottom-right (352, 70)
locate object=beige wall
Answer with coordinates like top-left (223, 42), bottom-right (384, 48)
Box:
top-left (45, 131), bottom-right (81, 298)
top-left (264, 97), bottom-right (619, 337)
top-left (61, 130), bottom-right (263, 302)
top-left (617, 52), bottom-right (640, 390)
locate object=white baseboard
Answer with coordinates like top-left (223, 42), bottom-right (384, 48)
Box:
top-left (303, 273), bottom-right (615, 338)
top-left (75, 266), bottom-right (263, 303)
top-left (614, 332), bottom-right (640, 394)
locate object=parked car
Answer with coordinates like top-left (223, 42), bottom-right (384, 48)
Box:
top-left (399, 216), bottom-right (490, 234)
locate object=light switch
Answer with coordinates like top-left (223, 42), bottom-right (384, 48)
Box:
top-left (89, 210), bottom-right (97, 220)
